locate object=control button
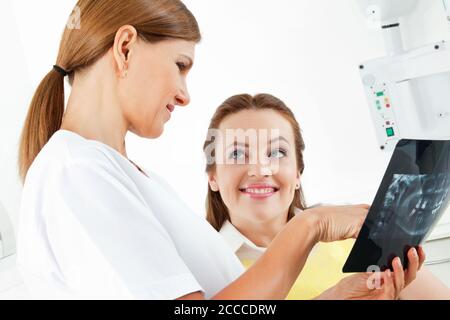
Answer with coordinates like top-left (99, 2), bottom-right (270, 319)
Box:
top-left (386, 127), bottom-right (395, 137)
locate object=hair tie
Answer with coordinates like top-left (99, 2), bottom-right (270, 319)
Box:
top-left (53, 65), bottom-right (70, 77)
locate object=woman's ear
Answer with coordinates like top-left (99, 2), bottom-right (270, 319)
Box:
top-left (112, 25), bottom-right (138, 77)
top-left (296, 171), bottom-right (301, 190)
top-left (208, 174), bottom-right (219, 192)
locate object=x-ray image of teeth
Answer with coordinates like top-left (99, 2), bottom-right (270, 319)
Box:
top-left (343, 140), bottom-right (450, 273)
top-left (369, 173), bottom-right (450, 242)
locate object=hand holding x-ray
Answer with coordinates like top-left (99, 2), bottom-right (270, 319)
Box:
top-left (319, 246), bottom-right (426, 300)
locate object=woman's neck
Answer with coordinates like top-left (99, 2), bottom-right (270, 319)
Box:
top-left (60, 58), bottom-right (129, 158)
top-left (230, 211), bottom-right (289, 248)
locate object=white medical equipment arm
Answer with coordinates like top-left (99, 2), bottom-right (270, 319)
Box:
top-left (357, 0), bottom-right (450, 151)
top-left (357, 0), bottom-right (419, 55)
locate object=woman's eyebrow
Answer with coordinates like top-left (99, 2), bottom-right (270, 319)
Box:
top-left (270, 136), bottom-right (290, 145)
top-left (225, 136), bottom-right (289, 149)
top-left (227, 141), bottom-right (249, 149)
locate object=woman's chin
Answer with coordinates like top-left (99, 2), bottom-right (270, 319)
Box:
top-left (240, 206), bottom-right (283, 222)
top-left (141, 126), bottom-right (165, 139)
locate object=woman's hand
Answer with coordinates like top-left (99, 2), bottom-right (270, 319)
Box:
top-left (303, 204), bottom-right (370, 242)
top-left (316, 247), bottom-right (426, 300)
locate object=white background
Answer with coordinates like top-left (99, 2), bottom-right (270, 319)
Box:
top-left (1, 0), bottom-right (450, 244)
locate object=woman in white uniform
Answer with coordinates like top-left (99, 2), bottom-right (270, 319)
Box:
top-left (17, 0), bottom-right (420, 300)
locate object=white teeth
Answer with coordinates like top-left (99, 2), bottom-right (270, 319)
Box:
top-left (244, 188), bottom-right (275, 194)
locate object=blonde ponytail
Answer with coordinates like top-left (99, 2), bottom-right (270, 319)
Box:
top-left (18, 68), bottom-right (66, 182)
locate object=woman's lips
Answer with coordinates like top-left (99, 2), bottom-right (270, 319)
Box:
top-left (166, 104), bottom-right (175, 113)
top-left (239, 184), bottom-right (279, 199)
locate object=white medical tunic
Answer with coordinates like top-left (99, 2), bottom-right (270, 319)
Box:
top-left (17, 130), bottom-right (244, 299)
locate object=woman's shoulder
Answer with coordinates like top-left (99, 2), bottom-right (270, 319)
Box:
top-left (47, 130), bottom-right (117, 163)
top-left (25, 130), bottom-right (121, 185)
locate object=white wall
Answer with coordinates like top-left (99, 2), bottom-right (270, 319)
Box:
top-left (1, 0), bottom-right (450, 251)
top-left (0, 0), bottom-right (29, 238)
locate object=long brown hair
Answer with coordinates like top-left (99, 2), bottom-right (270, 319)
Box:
top-left (203, 93), bottom-right (307, 231)
top-left (18, 0), bottom-right (201, 183)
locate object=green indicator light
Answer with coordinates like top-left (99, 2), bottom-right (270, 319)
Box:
top-left (386, 127), bottom-right (395, 137)
top-left (376, 91), bottom-right (385, 97)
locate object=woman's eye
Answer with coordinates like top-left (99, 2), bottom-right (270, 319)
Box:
top-left (269, 149), bottom-right (287, 159)
top-left (176, 62), bottom-right (187, 71)
top-left (229, 149), bottom-right (245, 160)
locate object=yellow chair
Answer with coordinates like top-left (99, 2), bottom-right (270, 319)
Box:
top-left (241, 239), bottom-right (355, 300)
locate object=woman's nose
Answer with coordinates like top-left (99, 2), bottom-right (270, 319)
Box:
top-left (175, 87), bottom-right (190, 107)
top-left (247, 163), bottom-right (273, 177)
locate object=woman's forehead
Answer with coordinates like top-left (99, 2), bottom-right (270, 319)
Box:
top-left (141, 39), bottom-right (195, 60)
top-left (160, 39), bottom-right (195, 55)
top-left (218, 109), bottom-right (294, 137)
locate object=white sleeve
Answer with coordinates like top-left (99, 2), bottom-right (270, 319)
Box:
top-left (42, 158), bottom-right (203, 299)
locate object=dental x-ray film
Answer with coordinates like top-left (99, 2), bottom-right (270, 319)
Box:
top-left (343, 139), bottom-right (450, 273)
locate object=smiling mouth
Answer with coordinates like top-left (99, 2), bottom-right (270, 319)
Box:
top-left (239, 185), bottom-right (280, 199)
